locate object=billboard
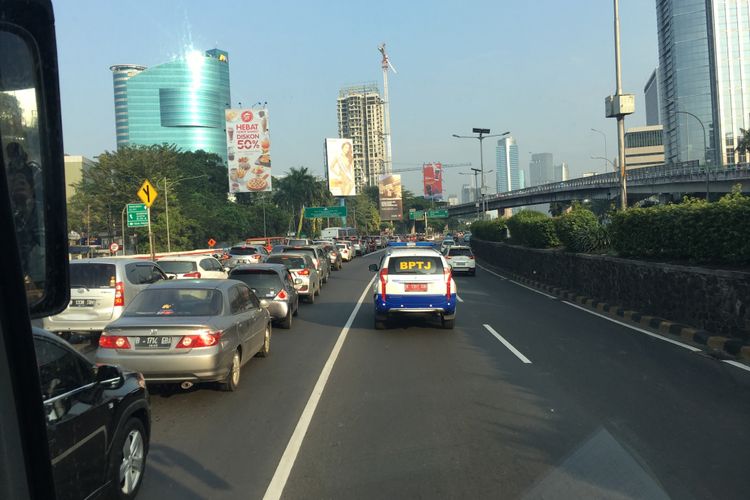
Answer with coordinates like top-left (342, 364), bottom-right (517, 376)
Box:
top-left (422, 162), bottom-right (443, 200)
top-left (378, 174), bottom-right (403, 221)
top-left (325, 138), bottom-right (356, 196)
top-left (226, 108), bottom-right (271, 193)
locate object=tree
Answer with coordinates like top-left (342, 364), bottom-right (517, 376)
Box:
top-left (735, 128), bottom-right (750, 160)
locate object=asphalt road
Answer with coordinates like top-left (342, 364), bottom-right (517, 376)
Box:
top-left (136, 250), bottom-right (750, 500)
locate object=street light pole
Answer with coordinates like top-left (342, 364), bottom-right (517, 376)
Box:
top-left (591, 128), bottom-right (608, 171)
top-left (675, 110), bottom-right (709, 198)
top-left (614, 0), bottom-right (627, 209)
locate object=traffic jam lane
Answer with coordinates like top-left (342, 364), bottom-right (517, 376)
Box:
top-left (451, 269), bottom-right (750, 499)
top-left (137, 254), bottom-right (382, 500)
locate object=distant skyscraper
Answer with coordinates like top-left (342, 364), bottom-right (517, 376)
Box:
top-left (554, 161), bottom-right (569, 182)
top-left (447, 195), bottom-right (459, 206)
top-left (528, 152), bottom-right (554, 186)
top-left (625, 125), bottom-right (665, 168)
top-left (656, 0), bottom-right (750, 166)
top-left (110, 49), bottom-right (231, 163)
top-left (337, 84), bottom-right (386, 190)
top-left (496, 136), bottom-right (520, 193)
top-left (461, 184), bottom-right (475, 204)
top-left (644, 68), bottom-right (661, 126)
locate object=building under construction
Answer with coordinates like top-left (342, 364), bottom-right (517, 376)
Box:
top-left (336, 83), bottom-right (386, 190)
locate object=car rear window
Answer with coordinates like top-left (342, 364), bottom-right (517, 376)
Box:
top-left (388, 256), bottom-right (444, 275)
top-left (69, 263), bottom-right (117, 289)
top-left (124, 288), bottom-right (223, 317)
top-left (229, 246), bottom-right (259, 256)
top-left (448, 248), bottom-right (473, 257)
top-left (158, 260), bottom-right (197, 274)
top-left (267, 255), bottom-right (307, 269)
top-left (230, 270), bottom-right (283, 296)
top-left (283, 247), bottom-right (315, 258)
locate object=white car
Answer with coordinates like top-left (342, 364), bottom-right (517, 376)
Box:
top-left (440, 239), bottom-right (456, 254)
top-left (336, 243), bottom-right (352, 262)
top-left (369, 244), bottom-right (457, 330)
top-left (157, 255), bottom-right (228, 279)
top-left (444, 246), bottom-right (476, 275)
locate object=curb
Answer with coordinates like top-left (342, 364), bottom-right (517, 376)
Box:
top-left (477, 260), bottom-right (750, 363)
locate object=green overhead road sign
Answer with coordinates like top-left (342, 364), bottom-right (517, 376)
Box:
top-left (127, 203), bottom-right (148, 227)
top-left (409, 209), bottom-right (449, 220)
top-left (304, 206), bottom-right (347, 218)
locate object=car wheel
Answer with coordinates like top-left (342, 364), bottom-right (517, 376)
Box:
top-left (374, 315), bottom-right (387, 330)
top-left (442, 317), bottom-right (455, 330)
top-left (307, 292), bottom-right (315, 304)
top-left (323, 273), bottom-right (328, 284)
top-left (293, 299), bottom-right (299, 316)
top-left (256, 325), bottom-right (271, 357)
top-left (108, 417), bottom-right (147, 500)
top-left (315, 284), bottom-right (321, 296)
top-left (220, 349), bottom-right (241, 392)
top-left (280, 307), bottom-right (292, 329)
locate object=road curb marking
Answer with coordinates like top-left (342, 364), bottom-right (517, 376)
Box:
top-left (263, 274), bottom-right (378, 500)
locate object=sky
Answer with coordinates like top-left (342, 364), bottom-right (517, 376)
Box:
top-left (53, 0), bottom-right (659, 197)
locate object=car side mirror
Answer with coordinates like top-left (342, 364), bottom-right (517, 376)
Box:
top-left (96, 364), bottom-right (124, 389)
top-left (224, 267), bottom-right (230, 272)
top-left (368, 263), bottom-right (379, 272)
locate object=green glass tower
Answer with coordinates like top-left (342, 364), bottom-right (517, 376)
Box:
top-left (110, 48), bottom-right (230, 163)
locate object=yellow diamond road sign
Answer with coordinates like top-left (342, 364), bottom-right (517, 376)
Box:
top-left (138, 179), bottom-right (158, 208)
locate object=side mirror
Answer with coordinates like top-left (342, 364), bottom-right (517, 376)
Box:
top-left (368, 263), bottom-right (379, 272)
top-left (96, 364), bottom-right (124, 389)
top-left (223, 267), bottom-right (230, 272)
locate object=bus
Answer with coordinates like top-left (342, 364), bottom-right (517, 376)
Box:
top-left (320, 226), bottom-right (357, 240)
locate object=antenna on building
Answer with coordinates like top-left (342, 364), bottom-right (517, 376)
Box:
top-left (378, 43), bottom-right (396, 176)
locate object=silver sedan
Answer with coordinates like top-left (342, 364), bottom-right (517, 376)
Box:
top-left (95, 279), bottom-right (271, 391)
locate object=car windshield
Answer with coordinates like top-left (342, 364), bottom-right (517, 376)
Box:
top-left (69, 263), bottom-right (116, 289)
top-left (448, 248), bottom-right (473, 257)
top-left (230, 271), bottom-right (282, 296)
top-left (123, 288), bottom-right (223, 316)
top-left (267, 255), bottom-right (307, 269)
top-left (229, 247), bottom-right (258, 256)
top-left (158, 260), bottom-right (197, 274)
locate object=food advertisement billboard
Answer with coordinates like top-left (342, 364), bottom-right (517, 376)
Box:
top-left (325, 138), bottom-right (356, 196)
top-left (422, 162), bottom-right (443, 200)
top-left (226, 108), bottom-right (271, 193)
top-left (378, 174), bottom-right (403, 221)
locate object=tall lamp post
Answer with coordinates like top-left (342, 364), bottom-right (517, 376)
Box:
top-left (676, 110), bottom-right (709, 198)
top-left (591, 128), bottom-right (609, 172)
top-left (162, 174), bottom-right (208, 252)
top-left (452, 129), bottom-right (510, 218)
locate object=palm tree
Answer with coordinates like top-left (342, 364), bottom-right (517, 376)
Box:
top-left (735, 128), bottom-right (750, 161)
top-left (273, 167), bottom-right (330, 230)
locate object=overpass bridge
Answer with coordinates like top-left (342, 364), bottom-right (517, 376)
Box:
top-left (448, 163), bottom-right (750, 217)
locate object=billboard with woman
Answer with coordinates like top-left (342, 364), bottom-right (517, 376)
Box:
top-left (325, 138), bottom-right (356, 196)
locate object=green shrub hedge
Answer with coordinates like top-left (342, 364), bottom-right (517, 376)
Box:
top-left (506, 210), bottom-right (560, 248)
top-left (470, 218), bottom-right (507, 242)
top-left (555, 208), bottom-right (608, 252)
top-left (610, 192), bottom-right (750, 264)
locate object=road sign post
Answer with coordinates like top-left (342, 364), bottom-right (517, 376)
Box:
top-left (126, 203), bottom-right (148, 227)
top-left (137, 180), bottom-right (158, 261)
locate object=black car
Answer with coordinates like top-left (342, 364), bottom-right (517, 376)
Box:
top-left (34, 328), bottom-right (151, 499)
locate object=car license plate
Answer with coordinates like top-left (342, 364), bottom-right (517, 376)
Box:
top-left (133, 336), bottom-right (172, 349)
top-left (405, 283), bottom-right (427, 292)
top-left (70, 299), bottom-right (96, 307)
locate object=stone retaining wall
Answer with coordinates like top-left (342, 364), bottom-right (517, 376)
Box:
top-left (471, 239), bottom-right (750, 340)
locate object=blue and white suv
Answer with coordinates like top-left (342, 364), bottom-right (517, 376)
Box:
top-left (369, 243), bottom-right (457, 330)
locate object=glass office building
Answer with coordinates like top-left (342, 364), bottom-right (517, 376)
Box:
top-left (496, 136), bottom-right (520, 193)
top-left (110, 49), bottom-right (231, 163)
top-left (656, 0), bottom-right (750, 166)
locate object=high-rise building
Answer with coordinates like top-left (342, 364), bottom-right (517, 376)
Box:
top-left (110, 49), bottom-right (231, 163)
top-left (644, 68), bottom-right (661, 126)
top-left (529, 153), bottom-right (554, 186)
top-left (461, 184), bottom-right (475, 204)
top-left (554, 161), bottom-right (569, 182)
top-left (496, 136), bottom-right (520, 193)
top-left (656, 0), bottom-right (750, 166)
top-left (447, 195), bottom-right (459, 206)
top-left (336, 83), bottom-right (386, 190)
top-left (625, 125), bottom-right (665, 168)
top-left (63, 155), bottom-right (96, 202)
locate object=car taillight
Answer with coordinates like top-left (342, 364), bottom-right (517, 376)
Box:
top-left (114, 281), bottom-right (124, 307)
top-left (183, 271), bottom-right (202, 278)
top-left (298, 268), bottom-right (310, 276)
top-left (468, 255), bottom-right (475, 259)
top-left (379, 268), bottom-right (388, 300)
top-left (99, 334), bottom-right (131, 349)
top-left (176, 331), bottom-right (221, 348)
top-left (444, 269), bottom-right (452, 300)
top-left (275, 289), bottom-right (288, 300)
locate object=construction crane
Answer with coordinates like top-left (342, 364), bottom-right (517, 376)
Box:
top-left (378, 43), bottom-right (396, 176)
top-left (391, 162), bottom-right (472, 173)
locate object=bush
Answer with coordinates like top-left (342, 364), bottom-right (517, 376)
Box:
top-left (470, 218), bottom-right (507, 242)
top-left (610, 191), bottom-right (750, 264)
top-left (555, 208), bottom-right (608, 252)
top-left (506, 210), bottom-right (560, 248)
